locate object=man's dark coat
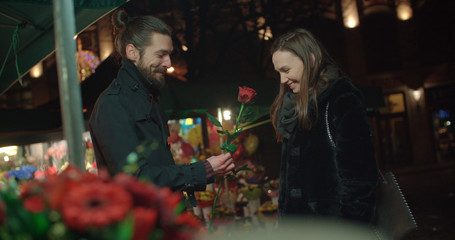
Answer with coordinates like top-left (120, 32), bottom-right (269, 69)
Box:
top-left (89, 59), bottom-right (208, 194)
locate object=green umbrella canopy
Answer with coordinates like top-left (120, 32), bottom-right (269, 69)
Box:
top-left (0, 0), bottom-right (125, 95)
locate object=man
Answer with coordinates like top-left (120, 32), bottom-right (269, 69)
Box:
top-left (89, 10), bottom-right (234, 205)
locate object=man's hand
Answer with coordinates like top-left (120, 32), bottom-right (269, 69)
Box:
top-left (207, 153), bottom-right (235, 177)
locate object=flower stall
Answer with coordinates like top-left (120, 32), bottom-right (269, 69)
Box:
top-left (0, 80), bottom-right (281, 239)
top-left (0, 166), bottom-right (203, 240)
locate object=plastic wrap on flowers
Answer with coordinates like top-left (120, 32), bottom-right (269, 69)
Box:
top-left (0, 166), bottom-right (203, 240)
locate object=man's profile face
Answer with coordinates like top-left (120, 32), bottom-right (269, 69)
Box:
top-left (136, 33), bottom-right (173, 89)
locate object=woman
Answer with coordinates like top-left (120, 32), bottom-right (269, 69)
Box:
top-left (270, 28), bottom-right (380, 224)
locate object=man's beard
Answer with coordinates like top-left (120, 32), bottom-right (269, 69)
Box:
top-left (137, 60), bottom-right (166, 89)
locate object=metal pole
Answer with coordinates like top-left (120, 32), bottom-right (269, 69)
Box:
top-left (52, 0), bottom-right (85, 170)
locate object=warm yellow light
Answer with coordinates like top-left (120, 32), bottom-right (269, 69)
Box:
top-left (218, 108), bottom-right (223, 125)
top-left (342, 0), bottom-right (360, 28)
top-left (346, 17), bottom-right (358, 28)
top-left (257, 16), bottom-right (266, 27)
top-left (264, 26), bottom-right (273, 40)
top-left (99, 42), bottom-right (113, 61)
top-left (0, 146), bottom-right (17, 156)
top-left (73, 34), bottom-right (78, 40)
top-left (258, 26), bottom-right (273, 40)
top-left (396, 2), bottom-right (413, 21)
top-left (185, 118), bottom-right (193, 125)
top-left (412, 90), bottom-right (421, 102)
top-left (30, 62), bottom-right (43, 78)
top-left (182, 45), bottom-right (188, 51)
top-left (167, 67), bottom-right (175, 73)
top-left (258, 29), bottom-right (265, 39)
top-left (223, 110), bottom-right (231, 121)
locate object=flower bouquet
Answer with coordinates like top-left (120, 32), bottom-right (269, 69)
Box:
top-left (0, 166), bottom-right (202, 240)
top-left (256, 201), bottom-right (278, 223)
top-left (239, 184), bottom-right (262, 201)
top-left (208, 206), bottom-right (235, 226)
top-left (34, 166), bottom-right (58, 180)
top-left (195, 189), bottom-right (215, 208)
top-left (263, 178), bottom-right (279, 205)
top-left (6, 165), bottom-right (37, 181)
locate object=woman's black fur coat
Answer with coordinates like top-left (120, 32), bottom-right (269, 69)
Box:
top-left (278, 77), bottom-right (380, 224)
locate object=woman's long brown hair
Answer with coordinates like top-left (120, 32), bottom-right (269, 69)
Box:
top-left (270, 28), bottom-right (338, 142)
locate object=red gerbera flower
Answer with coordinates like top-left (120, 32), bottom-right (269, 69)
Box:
top-left (61, 181), bottom-right (132, 232)
top-left (159, 187), bottom-right (182, 211)
top-left (41, 167), bottom-right (99, 211)
top-left (158, 187), bottom-right (182, 226)
top-left (115, 173), bottom-right (159, 208)
top-left (23, 195), bottom-right (46, 213)
top-left (176, 211), bottom-right (202, 229)
top-left (132, 207), bottom-right (158, 240)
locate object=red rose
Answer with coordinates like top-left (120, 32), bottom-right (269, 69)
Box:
top-left (238, 86), bottom-right (257, 103)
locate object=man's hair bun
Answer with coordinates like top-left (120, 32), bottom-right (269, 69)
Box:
top-left (112, 9), bottom-right (129, 30)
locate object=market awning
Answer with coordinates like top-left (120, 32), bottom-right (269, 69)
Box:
top-left (0, 0), bottom-right (125, 95)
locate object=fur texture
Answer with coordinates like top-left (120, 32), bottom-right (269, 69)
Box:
top-left (278, 77), bottom-right (380, 224)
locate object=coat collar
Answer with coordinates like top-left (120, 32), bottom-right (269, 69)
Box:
top-left (317, 67), bottom-right (362, 106)
top-left (119, 58), bottom-right (161, 102)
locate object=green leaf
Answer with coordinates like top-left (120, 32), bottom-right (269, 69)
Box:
top-left (217, 130), bottom-right (228, 135)
top-left (224, 144), bottom-right (238, 153)
top-left (241, 105), bottom-right (262, 123)
top-left (174, 202), bottom-right (186, 215)
top-left (220, 140), bottom-right (229, 152)
top-left (150, 228), bottom-right (164, 240)
top-left (86, 215), bottom-right (133, 240)
top-left (206, 112), bottom-right (222, 128)
top-left (226, 129), bottom-right (243, 144)
top-left (115, 213), bottom-right (134, 240)
top-left (30, 212), bottom-right (51, 237)
top-left (232, 164), bottom-right (254, 175)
